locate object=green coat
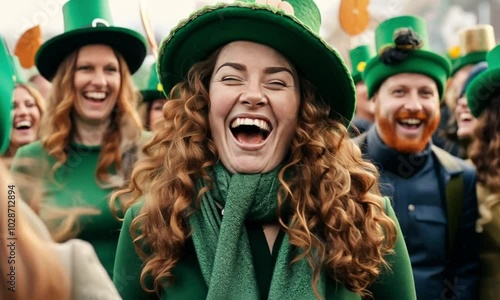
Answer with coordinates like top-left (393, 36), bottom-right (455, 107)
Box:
top-left (113, 197), bottom-right (416, 299)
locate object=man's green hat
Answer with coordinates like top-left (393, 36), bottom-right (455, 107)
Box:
top-left (466, 44), bottom-right (500, 118)
top-left (452, 25), bottom-right (495, 76)
top-left (140, 63), bottom-right (165, 103)
top-left (349, 45), bottom-right (374, 84)
top-left (0, 37), bottom-right (15, 155)
top-left (157, 0), bottom-right (355, 125)
top-left (36, 0), bottom-right (147, 80)
top-left (363, 15), bottom-right (451, 99)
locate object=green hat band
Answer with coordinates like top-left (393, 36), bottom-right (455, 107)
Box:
top-left (466, 44), bottom-right (500, 117)
top-left (363, 50), bottom-right (450, 99)
top-left (451, 51), bottom-right (488, 76)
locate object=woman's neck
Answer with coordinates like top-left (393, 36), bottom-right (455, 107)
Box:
top-left (73, 118), bottom-right (110, 146)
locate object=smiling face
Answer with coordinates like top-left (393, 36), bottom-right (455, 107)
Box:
top-left (209, 41), bottom-right (301, 174)
top-left (73, 44), bottom-right (120, 126)
top-left (11, 86), bottom-right (42, 147)
top-left (374, 73), bottom-right (440, 153)
top-left (455, 95), bottom-right (477, 139)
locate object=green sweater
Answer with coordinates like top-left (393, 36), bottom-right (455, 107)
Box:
top-left (113, 198), bottom-right (416, 299)
top-left (11, 141), bottom-right (126, 278)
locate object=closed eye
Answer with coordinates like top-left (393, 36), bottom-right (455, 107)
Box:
top-left (76, 65), bottom-right (92, 71)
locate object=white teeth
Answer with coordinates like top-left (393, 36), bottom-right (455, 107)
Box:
top-left (230, 118), bottom-right (271, 131)
top-left (15, 120), bottom-right (32, 129)
top-left (84, 92), bottom-right (106, 100)
top-left (400, 118), bottom-right (421, 125)
top-left (459, 113), bottom-right (473, 122)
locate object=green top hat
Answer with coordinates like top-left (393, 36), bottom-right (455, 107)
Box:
top-left (466, 44), bottom-right (500, 117)
top-left (349, 45), bottom-right (374, 84)
top-left (0, 37), bottom-right (15, 155)
top-left (140, 63), bottom-right (165, 102)
top-left (452, 25), bottom-right (495, 76)
top-left (157, 0), bottom-right (355, 125)
top-left (363, 15), bottom-right (451, 99)
top-left (36, 0), bottom-right (147, 80)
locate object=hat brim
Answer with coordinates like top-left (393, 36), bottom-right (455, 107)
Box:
top-left (0, 74), bottom-right (14, 155)
top-left (140, 90), bottom-right (166, 103)
top-left (36, 27), bottom-right (147, 80)
top-left (451, 51), bottom-right (487, 76)
top-left (466, 67), bottom-right (500, 118)
top-left (158, 3), bottom-right (355, 125)
top-left (363, 50), bottom-right (451, 99)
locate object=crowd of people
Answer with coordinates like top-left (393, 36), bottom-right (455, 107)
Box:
top-left (0, 0), bottom-right (499, 299)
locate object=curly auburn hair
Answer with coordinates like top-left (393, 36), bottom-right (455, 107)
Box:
top-left (469, 94), bottom-right (500, 231)
top-left (40, 47), bottom-right (143, 187)
top-left (112, 47), bottom-right (397, 298)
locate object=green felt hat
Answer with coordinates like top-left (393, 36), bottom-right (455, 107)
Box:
top-left (157, 0), bottom-right (355, 125)
top-left (140, 63), bottom-right (165, 102)
top-left (0, 37), bottom-right (15, 155)
top-left (36, 0), bottom-right (147, 80)
top-left (363, 15), bottom-right (451, 99)
top-left (452, 25), bottom-right (495, 76)
top-left (466, 44), bottom-right (500, 118)
top-left (349, 45), bottom-right (374, 84)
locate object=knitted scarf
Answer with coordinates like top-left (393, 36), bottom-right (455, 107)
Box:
top-left (189, 163), bottom-right (325, 299)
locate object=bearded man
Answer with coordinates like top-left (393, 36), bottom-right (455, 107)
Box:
top-left (357, 16), bottom-right (480, 300)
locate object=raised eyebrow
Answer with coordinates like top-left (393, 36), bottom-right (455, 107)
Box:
top-left (215, 62), bottom-right (246, 74)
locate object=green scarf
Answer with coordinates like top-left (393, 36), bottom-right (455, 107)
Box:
top-left (189, 163), bottom-right (325, 299)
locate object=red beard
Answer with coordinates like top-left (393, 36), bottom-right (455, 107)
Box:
top-left (376, 109), bottom-right (440, 153)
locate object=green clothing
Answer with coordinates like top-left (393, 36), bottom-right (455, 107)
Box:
top-left (11, 141), bottom-right (125, 278)
top-left (477, 184), bottom-right (500, 300)
top-left (114, 197), bottom-right (416, 299)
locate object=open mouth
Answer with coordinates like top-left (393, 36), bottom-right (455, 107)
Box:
top-left (459, 112), bottom-right (473, 123)
top-left (14, 120), bottom-right (32, 130)
top-left (397, 118), bottom-right (424, 130)
top-left (83, 91), bottom-right (107, 103)
top-left (230, 117), bottom-right (272, 144)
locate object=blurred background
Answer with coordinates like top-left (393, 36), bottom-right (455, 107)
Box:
top-left (1, 0), bottom-right (498, 88)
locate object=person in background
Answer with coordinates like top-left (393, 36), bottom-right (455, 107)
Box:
top-left (433, 25), bottom-right (496, 158)
top-left (0, 32), bottom-right (120, 300)
top-left (10, 0), bottom-right (147, 279)
top-left (112, 0), bottom-right (416, 299)
top-left (139, 62), bottom-right (167, 131)
top-left (454, 62), bottom-right (487, 150)
top-left (348, 44), bottom-right (375, 137)
top-left (359, 15), bottom-right (480, 300)
top-left (2, 57), bottom-right (46, 162)
top-left (465, 43), bottom-right (500, 300)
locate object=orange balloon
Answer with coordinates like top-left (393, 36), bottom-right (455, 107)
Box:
top-left (14, 25), bottom-right (42, 69)
top-left (339, 0), bottom-right (370, 36)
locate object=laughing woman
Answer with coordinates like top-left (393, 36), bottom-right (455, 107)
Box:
top-left (2, 83), bottom-right (45, 163)
top-left (10, 0), bottom-right (147, 278)
top-left (112, 1), bottom-right (416, 299)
